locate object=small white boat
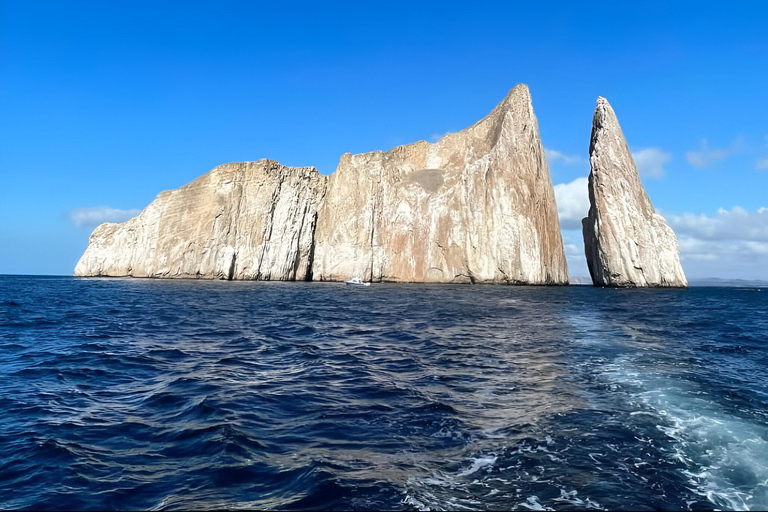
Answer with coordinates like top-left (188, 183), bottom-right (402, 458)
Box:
top-left (345, 275), bottom-right (371, 286)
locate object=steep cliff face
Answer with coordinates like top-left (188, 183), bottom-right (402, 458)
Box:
top-left (312, 84), bottom-right (569, 284)
top-left (74, 160), bottom-right (327, 280)
top-left (75, 85), bottom-right (569, 284)
top-left (582, 97), bottom-right (687, 288)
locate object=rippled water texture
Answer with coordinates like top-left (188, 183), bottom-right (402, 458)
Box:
top-left (1, 276), bottom-right (768, 510)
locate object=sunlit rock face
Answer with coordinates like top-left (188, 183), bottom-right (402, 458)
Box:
top-left (582, 97), bottom-right (687, 288)
top-left (75, 85), bottom-right (569, 284)
top-left (74, 160), bottom-right (327, 280)
top-left (312, 84), bottom-right (569, 284)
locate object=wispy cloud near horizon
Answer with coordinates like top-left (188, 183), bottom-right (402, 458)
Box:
top-left (756, 135), bottom-right (768, 170)
top-left (686, 137), bottom-right (745, 168)
top-left (665, 206), bottom-right (768, 279)
top-left (545, 148), bottom-right (585, 166)
top-left (547, 147), bottom-right (670, 179)
top-left (666, 206), bottom-right (768, 242)
top-left (66, 206), bottom-right (141, 227)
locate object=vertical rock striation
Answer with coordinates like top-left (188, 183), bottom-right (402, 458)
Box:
top-left (74, 160), bottom-right (327, 280)
top-left (75, 84), bottom-right (569, 284)
top-left (312, 84), bottom-right (569, 284)
top-left (582, 97), bottom-right (687, 288)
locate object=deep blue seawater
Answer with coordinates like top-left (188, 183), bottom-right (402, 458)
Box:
top-left (1, 276), bottom-right (768, 511)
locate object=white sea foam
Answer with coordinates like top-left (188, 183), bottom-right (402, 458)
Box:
top-left (458, 456), bottom-right (497, 477)
top-left (601, 355), bottom-right (768, 511)
top-left (567, 309), bottom-right (768, 511)
top-left (516, 495), bottom-right (551, 510)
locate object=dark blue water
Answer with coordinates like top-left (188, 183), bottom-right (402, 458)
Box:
top-left (1, 276), bottom-right (768, 510)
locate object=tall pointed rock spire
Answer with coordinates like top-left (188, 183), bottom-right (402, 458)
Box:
top-left (582, 97), bottom-right (687, 287)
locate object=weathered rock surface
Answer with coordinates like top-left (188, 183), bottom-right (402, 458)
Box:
top-left (74, 160), bottom-right (327, 280)
top-left (75, 84), bottom-right (569, 284)
top-left (312, 84), bottom-right (569, 284)
top-left (582, 97), bottom-right (687, 288)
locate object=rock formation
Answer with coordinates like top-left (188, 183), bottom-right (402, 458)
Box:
top-left (74, 160), bottom-right (327, 280)
top-left (312, 84), bottom-right (568, 284)
top-left (581, 97), bottom-right (687, 288)
top-left (75, 84), bottom-right (569, 284)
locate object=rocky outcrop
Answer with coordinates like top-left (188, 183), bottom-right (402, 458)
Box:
top-left (582, 97), bottom-right (687, 288)
top-left (74, 160), bottom-right (327, 280)
top-left (75, 84), bottom-right (569, 284)
top-left (312, 84), bottom-right (569, 284)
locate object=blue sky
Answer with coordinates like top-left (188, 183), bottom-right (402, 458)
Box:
top-left (1, 1), bottom-right (767, 279)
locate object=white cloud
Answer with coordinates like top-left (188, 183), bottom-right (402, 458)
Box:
top-left (554, 177), bottom-right (590, 230)
top-left (675, 237), bottom-right (768, 279)
top-left (676, 237), bottom-right (768, 261)
top-left (756, 135), bottom-right (768, 170)
top-left (560, 231), bottom-right (589, 279)
top-left (632, 148), bottom-right (671, 179)
top-left (545, 148), bottom-right (585, 166)
top-left (685, 137), bottom-right (745, 168)
top-left (666, 206), bottom-right (768, 242)
top-left (552, 174), bottom-right (591, 278)
top-left (666, 206), bottom-right (768, 279)
top-left (548, 146), bottom-right (670, 178)
top-left (564, 242), bottom-right (582, 257)
top-left (67, 206), bottom-right (141, 227)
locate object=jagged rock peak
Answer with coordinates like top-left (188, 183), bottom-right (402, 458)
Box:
top-left (582, 97), bottom-right (687, 288)
top-left (500, 83), bottom-right (533, 108)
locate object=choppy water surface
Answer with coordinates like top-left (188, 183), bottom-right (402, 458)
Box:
top-left (1, 276), bottom-right (768, 510)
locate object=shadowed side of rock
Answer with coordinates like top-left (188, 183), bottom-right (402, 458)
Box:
top-left (581, 97), bottom-right (687, 288)
top-left (74, 160), bottom-right (327, 280)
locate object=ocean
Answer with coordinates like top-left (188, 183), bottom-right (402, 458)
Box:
top-left (1, 275), bottom-right (767, 510)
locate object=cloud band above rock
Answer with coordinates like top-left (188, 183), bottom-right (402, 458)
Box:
top-left (67, 207), bottom-right (141, 227)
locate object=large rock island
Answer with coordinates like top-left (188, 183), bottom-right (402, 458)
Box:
top-left (75, 84), bottom-right (569, 284)
top-left (581, 97), bottom-right (687, 288)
